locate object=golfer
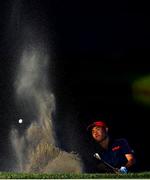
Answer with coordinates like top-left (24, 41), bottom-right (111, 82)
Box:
top-left (86, 121), bottom-right (136, 173)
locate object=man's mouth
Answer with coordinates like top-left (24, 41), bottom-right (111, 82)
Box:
top-left (95, 135), bottom-right (100, 138)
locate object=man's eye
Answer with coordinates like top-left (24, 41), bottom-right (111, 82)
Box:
top-left (92, 131), bottom-right (97, 134)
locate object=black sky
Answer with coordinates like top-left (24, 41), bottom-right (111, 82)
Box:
top-left (0, 0), bottom-right (150, 172)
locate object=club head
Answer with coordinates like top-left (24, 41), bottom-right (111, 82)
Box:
top-left (94, 153), bottom-right (101, 160)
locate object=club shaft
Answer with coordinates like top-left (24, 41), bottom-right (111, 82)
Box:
top-left (94, 153), bottom-right (119, 174)
top-left (101, 159), bottom-right (118, 173)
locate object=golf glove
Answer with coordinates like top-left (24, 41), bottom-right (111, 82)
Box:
top-left (119, 166), bottom-right (128, 174)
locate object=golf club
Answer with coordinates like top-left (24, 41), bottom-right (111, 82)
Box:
top-left (93, 153), bottom-right (119, 174)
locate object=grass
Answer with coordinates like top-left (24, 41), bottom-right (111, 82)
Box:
top-left (1, 172), bottom-right (150, 179)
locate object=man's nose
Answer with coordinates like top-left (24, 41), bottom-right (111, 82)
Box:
top-left (94, 132), bottom-right (99, 136)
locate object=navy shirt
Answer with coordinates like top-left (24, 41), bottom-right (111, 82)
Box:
top-left (85, 138), bottom-right (134, 173)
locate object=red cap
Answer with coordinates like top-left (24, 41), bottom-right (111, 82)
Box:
top-left (87, 121), bottom-right (107, 131)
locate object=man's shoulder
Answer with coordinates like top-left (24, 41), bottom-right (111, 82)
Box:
top-left (111, 138), bottom-right (134, 154)
top-left (112, 138), bottom-right (129, 146)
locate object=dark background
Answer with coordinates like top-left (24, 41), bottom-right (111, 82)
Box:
top-left (0, 0), bottom-right (150, 172)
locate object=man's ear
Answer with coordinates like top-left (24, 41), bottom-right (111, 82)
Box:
top-left (106, 127), bottom-right (109, 132)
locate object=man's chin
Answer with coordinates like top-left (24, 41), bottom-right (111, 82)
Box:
top-left (95, 136), bottom-right (107, 143)
top-left (95, 138), bottom-right (102, 142)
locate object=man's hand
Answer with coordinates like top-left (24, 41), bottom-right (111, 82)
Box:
top-left (118, 166), bottom-right (128, 174)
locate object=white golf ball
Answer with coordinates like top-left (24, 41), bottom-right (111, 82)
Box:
top-left (18, 119), bottom-right (23, 124)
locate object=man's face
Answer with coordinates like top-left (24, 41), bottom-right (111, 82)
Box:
top-left (91, 126), bottom-right (107, 142)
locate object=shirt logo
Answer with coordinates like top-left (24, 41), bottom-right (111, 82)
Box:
top-left (112, 145), bottom-right (121, 151)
